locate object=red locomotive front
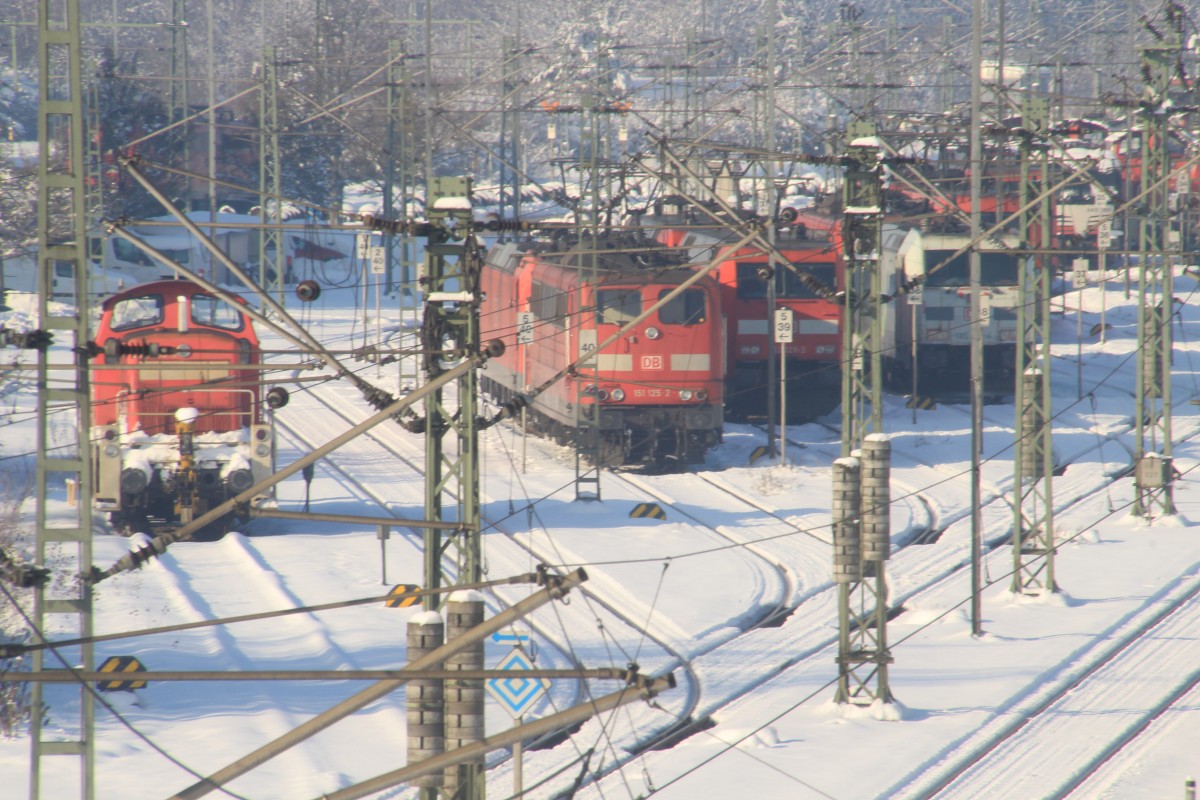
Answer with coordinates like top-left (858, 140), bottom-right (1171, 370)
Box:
top-left (481, 238), bottom-right (725, 467)
top-left (91, 279), bottom-right (274, 533)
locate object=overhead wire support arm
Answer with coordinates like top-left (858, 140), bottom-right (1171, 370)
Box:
top-left (166, 567), bottom-right (588, 800)
top-left (4, 571), bottom-right (549, 657)
top-left (86, 342), bottom-right (504, 584)
top-left (314, 674), bottom-right (677, 800)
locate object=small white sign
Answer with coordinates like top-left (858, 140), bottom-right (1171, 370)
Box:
top-left (1097, 221), bottom-right (1112, 250)
top-left (517, 311), bottom-right (534, 344)
top-left (369, 246), bottom-right (386, 274)
top-left (907, 283), bottom-right (923, 305)
top-left (1072, 258), bottom-right (1089, 289)
top-left (978, 293), bottom-right (992, 322)
top-left (774, 308), bottom-right (794, 343)
top-left (356, 233), bottom-right (372, 259)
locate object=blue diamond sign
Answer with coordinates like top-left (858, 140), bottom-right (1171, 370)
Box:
top-left (486, 649), bottom-right (549, 719)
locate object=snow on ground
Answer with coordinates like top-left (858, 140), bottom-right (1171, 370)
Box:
top-left (1, 263), bottom-right (1199, 799)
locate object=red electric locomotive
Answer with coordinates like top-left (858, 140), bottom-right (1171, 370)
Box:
top-left (657, 214), bottom-right (844, 421)
top-left (91, 279), bottom-right (277, 532)
top-left (480, 236), bottom-right (725, 467)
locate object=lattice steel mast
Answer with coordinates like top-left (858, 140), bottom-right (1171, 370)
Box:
top-left (419, 177), bottom-right (485, 800)
top-left (258, 45), bottom-right (282, 300)
top-left (1132, 7), bottom-right (1181, 518)
top-left (834, 121), bottom-right (892, 706)
top-left (1011, 95), bottom-right (1057, 594)
top-left (32, 0), bottom-right (95, 794)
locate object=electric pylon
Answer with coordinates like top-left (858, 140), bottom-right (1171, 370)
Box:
top-left (420, 177), bottom-right (485, 800)
top-left (1011, 95), bottom-right (1057, 594)
top-left (32, 0), bottom-right (95, 795)
top-left (258, 45), bottom-right (282, 301)
top-left (834, 120), bottom-right (893, 706)
top-left (1132, 7), bottom-right (1180, 518)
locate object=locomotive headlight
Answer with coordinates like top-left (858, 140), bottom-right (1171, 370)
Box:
top-left (255, 443), bottom-right (271, 458)
top-left (596, 389), bottom-right (610, 401)
top-left (679, 389), bottom-right (694, 401)
top-left (610, 388), bottom-right (626, 402)
top-left (645, 327), bottom-right (661, 340)
top-left (225, 468), bottom-right (255, 494)
top-left (120, 467), bottom-right (149, 495)
top-left (103, 443), bottom-right (120, 459)
top-left (696, 389), bottom-right (708, 401)
top-left (176, 344), bottom-right (193, 359)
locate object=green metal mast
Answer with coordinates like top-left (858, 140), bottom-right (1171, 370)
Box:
top-left (834, 120), bottom-right (892, 706)
top-left (1011, 95), bottom-right (1056, 594)
top-left (420, 176), bottom-right (485, 800)
top-left (258, 45), bottom-right (282, 300)
top-left (1132, 9), bottom-right (1179, 518)
top-left (32, 0), bottom-right (95, 795)
top-left (840, 120), bottom-right (885, 454)
top-left (573, 44), bottom-right (607, 501)
top-left (422, 176), bottom-right (483, 596)
top-left (384, 44), bottom-right (422, 391)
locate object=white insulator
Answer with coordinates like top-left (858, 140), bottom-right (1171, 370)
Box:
top-left (407, 614), bottom-right (445, 788)
top-left (860, 435), bottom-right (892, 562)
top-left (832, 458), bottom-right (862, 583)
top-left (444, 598), bottom-right (485, 793)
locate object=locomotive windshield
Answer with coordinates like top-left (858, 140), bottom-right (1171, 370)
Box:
top-left (657, 288), bottom-right (707, 325)
top-left (595, 289), bottom-right (642, 324)
top-left (736, 261), bottom-right (837, 299)
top-left (110, 294), bottom-right (165, 330)
top-left (191, 294), bottom-right (246, 331)
top-left (924, 250), bottom-right (1019, 287)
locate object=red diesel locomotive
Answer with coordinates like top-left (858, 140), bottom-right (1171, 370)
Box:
top-left (480, 237), bottom-right (725, 467)
top-left (91, 279), bottom-right (277, 532)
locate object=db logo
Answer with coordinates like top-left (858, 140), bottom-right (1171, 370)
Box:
top-left (641, 355), bottom-right (663, 370)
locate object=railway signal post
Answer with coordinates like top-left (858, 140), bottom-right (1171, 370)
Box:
top-left (1011, 96), bottom-right (1057, 595)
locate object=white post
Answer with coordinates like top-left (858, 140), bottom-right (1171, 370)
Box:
top-left (779, 344), bottom-right (787, 463)
top-left (513, 716), bottom-right (524, 797)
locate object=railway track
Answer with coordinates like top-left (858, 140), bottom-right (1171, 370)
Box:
top-left (258, 304), bottom-right (1200, 797)
top-left (105, 530), bottom-right (396, 796)
top-left (889, 570), bottom-right (1200, 800)
top-left (274, 378), bottom-right (734, 789)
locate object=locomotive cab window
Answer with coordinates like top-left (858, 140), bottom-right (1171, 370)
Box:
top-left (110, 294), bottom-right (164, 331)
top-left (111, 238), bottom-right (155, 266)
top-left (925, 251), bottom-right (1020, 287)
top-left (191, 294), bottom-right (245, 331)
top-left (595, 289), bottom-right (642, 325)
top-left (657, 288), bottom-right (707, 325)
top-left (736, 261), bottom-right (836, 299)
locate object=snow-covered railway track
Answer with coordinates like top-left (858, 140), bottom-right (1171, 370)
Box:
top-left (124, 531), bottom-right (391, 796)
top-left (891, 570), bottom-right (1200, 800)
top-left (277, 379), bottom-right (715, 787)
